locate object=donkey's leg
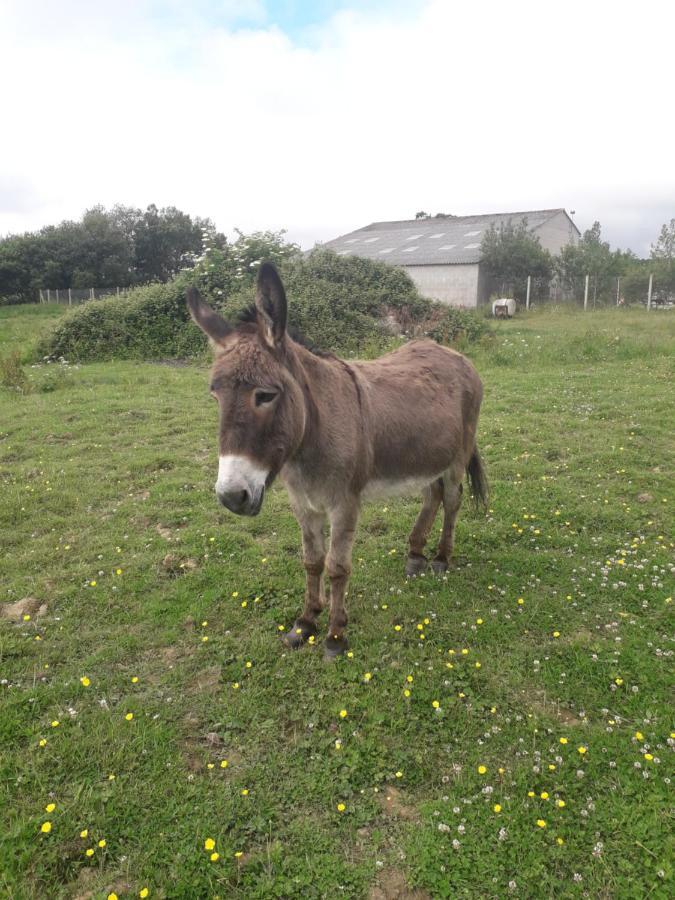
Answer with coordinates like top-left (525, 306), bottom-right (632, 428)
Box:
top-left (284, 509), bottom-right (327, 649)
top-left (406, 478), bottom-right (444, 576)
top-left (432, 477), bottom-right (463, 574)
top-left (324, 501), bottom-right (359, 660)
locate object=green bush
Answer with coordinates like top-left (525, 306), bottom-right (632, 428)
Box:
top-left (38, 246), bottom-right (488, 361)
top-left (37, 279), bottom-right (207, 362)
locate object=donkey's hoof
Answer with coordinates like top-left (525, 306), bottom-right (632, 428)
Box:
top-left (282, 619), bottom-right (318, 650)
top-left (324, 635), bottom-right (349, 660)
top-left (431, 558), bottom-right (449, 574)
top-left (405, 554), bottom-right (428, 577)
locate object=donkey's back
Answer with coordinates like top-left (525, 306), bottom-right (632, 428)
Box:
top-left (353, 339), bottom-right (483, 485)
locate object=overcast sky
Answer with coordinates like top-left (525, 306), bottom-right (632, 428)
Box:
top-left (1, 0), bottom-right (673, 255)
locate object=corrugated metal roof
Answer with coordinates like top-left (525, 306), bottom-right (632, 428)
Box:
top-left (320, 209), bottom-right (573, 266)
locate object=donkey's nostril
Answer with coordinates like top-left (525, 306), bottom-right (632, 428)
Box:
top-left (233, 489), bottom-right (248, 508)
top-left (217, 488), bottom-right (249, 514)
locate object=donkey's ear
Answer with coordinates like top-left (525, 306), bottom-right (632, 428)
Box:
top-left (186, 288), bottom-right (231, 349)
top-left (255, 262), bottom-right (287, 348)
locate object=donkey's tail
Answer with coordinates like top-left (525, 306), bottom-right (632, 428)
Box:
top-left (467, 446), bottom-right (489, 509)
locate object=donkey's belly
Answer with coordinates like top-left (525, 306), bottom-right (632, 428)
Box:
top-left (363, 473), bottom-right (443, 499)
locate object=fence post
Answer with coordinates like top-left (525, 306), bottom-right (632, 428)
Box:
top-left (68, 288), bottom-right (72, 305)
top-left (616, 276), bottom-right (620, 306)
top-left (56, 289), bottom-right (60, 303)
top-left (647, 273), bottom-right (653, 310)
top-left (116, 287), bottom-right (120, 296)
top-left (47, 288), bottom-right (51, 303)
top-left (526, 275), bottom-right (531, 310)
top-left (584, 275), bottom-right (589, 311)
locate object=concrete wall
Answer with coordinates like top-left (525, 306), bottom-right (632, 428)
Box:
top-left (535, 211), bottom-right (579, 254)
top-left (402, 263), bottom-right (479, 308)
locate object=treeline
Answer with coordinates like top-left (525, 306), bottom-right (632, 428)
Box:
top-left (0, 204), bottom-right (226, 303)
top-left (481, 218), bottom-right (675, 304)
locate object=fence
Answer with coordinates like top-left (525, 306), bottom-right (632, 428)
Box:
top-left (494, 272), bottom-right (673, 312)
top-left (38, 287), bottom-right (132, 305)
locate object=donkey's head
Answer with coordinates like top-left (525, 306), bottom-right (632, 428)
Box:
top-left (187, 263), bottom-right (306, 516)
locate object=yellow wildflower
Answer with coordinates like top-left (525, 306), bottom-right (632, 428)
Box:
top-left (40, 822), bottom-right (52, 833)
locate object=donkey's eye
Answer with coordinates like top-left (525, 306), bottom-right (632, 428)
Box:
top-left (255, 389), bottom-right (278, 407)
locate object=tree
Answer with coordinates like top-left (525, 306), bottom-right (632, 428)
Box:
top-left (0, 205), bottom-right (225, 302)
top-left (480, 219), bottom-right (553, 301)
top-left (651, 218), bottom-right (675, 261)
top-left (556, 221), bottom-right (625, 304)
top-left (650, 218), bottom-right (675, 300)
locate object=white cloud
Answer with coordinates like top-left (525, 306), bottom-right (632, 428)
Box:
top-left (0, 0), bottom-right (673, 253)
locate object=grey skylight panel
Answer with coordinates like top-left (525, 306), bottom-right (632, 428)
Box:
top-left (465, 230), bottom-right (481, 236)
top-left (428, 233), bottom-right (445, 239)
top-left (403, 246), bottom-right (419, 252)
top-left (379, 248), bottom-right (394, 254)
top-left (465, 242), bottom-right (480, 249)
top-left (405, 234), bottom-right (424, 241)
top-left (438, 244), bottom-right (455, 250)
top-left (362, 237), bottom-right (380, 243)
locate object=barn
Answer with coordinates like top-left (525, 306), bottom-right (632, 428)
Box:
top-left (320, 208), bottom-right (580, 308)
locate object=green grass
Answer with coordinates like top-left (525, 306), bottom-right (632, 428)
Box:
top-left (1, 304), bottom-right (673, 899)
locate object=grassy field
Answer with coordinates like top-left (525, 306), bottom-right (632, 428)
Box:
top-left (1, 303), bottom-right (673, 899)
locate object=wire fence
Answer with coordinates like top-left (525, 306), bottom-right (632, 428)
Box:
top-left (491, 272), bottom-right (673, 314)
top-left (38, 287), bottom-right (132, 305)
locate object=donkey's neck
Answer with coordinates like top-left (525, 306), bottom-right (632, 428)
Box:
top-left (286, 341), bottom-right (365, 462)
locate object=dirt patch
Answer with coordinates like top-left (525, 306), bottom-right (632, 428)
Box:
top-left (73, 874), bottom-right (132, 900)
top-left (369, 869), bottom-right (431, 900)
top-left (637, 492), bottom-right (653, 503)
top-left (0, 597), bottom-right (47, 621)
top-left (377, 786), bottom-right (420, 822)
top-left (188, 665), bottom-right (222, 695)
top-left (161, 553), bottom-right (198, 576)
top-left (156, 523), bottom-right (175, 542)
top-left (139, 644), bottom-right (184, 685)
top-left (529, 690), bottom-right (582, 726)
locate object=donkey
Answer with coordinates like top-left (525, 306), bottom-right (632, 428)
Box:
top-left (187, 262), bottom-right (487, 658)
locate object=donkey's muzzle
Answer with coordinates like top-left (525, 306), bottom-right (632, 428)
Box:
top-left (216, 486), bottom-right (264, 516)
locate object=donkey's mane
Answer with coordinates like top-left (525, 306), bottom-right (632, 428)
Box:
top-left (235, 303), bottom-right (333, 358)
